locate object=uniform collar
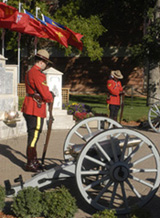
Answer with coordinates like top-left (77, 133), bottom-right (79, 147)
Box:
top-left (33, 64), bottom-right (44, 73)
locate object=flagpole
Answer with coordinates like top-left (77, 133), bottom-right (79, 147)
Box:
top-left (18, 2), bottom-right (22, 83)
top-left (35, 7), bottom-right (40, 54)
top-left (2, 0), bottom-right (8, 56)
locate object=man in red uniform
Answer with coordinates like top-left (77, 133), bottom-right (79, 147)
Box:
top-left (21, 49), bottom-right (54, 172)
top-left (106, 70), bottom-right (124, 121)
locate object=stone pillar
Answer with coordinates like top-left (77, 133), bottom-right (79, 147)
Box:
top-left (44, 67), bottom-right (63, 109)
top-left (44, 67), bottom-right (75, 129)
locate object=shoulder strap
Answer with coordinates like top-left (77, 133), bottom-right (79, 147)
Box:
top-left (27, 72), bottom-right (37, 93)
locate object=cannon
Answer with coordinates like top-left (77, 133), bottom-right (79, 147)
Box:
top-left (4, 116), bottom-right (160, 215)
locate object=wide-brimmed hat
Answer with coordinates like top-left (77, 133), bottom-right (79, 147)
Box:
top-left (35, 49), bottom-right (52, 63)
top-left (111, 70), bottom-right (123, 79)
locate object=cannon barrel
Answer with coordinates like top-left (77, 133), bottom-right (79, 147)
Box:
top-left (64, 138), bottom-right (141, 157)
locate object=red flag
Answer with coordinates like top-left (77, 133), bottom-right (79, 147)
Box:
top-left (43, 15), bottom-right (83, 50)
top-left (66, 27), bottom-right (83, 51)
top-left (0, 2), bottom-right (17, 19)
top-left (45, 23), bottom-right (69, 47)
top-left (0, 2), bottom-right (18, 28)
top-left (0, 3), bottom-right (29, 32)
top-left (24, 10), bottom-right (68, 47)
top-left (23, 17), bottom-right (46, 37)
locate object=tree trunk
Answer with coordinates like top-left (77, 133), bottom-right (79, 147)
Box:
top-left (147, 63), bottom-right (160, 105)
top-left (147, 0), bottom-right (160, 105)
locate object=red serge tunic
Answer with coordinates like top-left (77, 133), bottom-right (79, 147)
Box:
top-left (21, 65), bottom-right (53, 118)
top-left (106, 78), bottom-right (123, 105)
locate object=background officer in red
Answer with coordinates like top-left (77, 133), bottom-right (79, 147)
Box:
top-left (106, 70), bottom-right (124, 121)
top-left (21, 49), bottom-right (54, 172)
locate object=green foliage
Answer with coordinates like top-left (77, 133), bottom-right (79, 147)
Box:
top-left (11, 187), bottom-right (43, 218)
top-left (0, 185), bottom-right (5, 211)
top-left (129, 2), bottom-right (160, 64)
top-left (18, 97), bottom-right (24, 110)
top-left (54, 0), bottom-right (106, 61)
top-left (42, 186), bottom-right (77, 218)
top-left (92, 209), bottom-right (117, 218)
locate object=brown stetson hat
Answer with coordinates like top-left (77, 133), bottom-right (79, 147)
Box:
top-left (35, 49), bottom-right (52, 63)
top-left (111, 70), bottom-right (123, 79)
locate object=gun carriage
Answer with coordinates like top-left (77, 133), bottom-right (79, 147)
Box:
top-left (4, 116), bottom-right (160, 215)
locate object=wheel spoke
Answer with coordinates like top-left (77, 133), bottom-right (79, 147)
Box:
top-left (94, 179), bottom-right (113, 202)
top-left (109, 182), bottom-right (118, 208)
top-left (125, 179), bottom-right (141, 198)
top-left (75, 130), bottom-right (86, 141)
top-left (120, 182), bottom-right (129, 210)
top-left (95, 142), bottom-right (113, 164)
top-left (125, 141), bottom-right (144, 163)
top-left (150, 108), bottom-right (159, 115)
top-left (150, 114), bottom-right (158, 118)
top-left (108, 123), bottom-right (113, 129)
top-left (84, 155), bottom-right (106, 167)
top-left (154, 104), bottom-right (160, 114)
top-left (132, 153), bottom-right (154, 166)
top-left (85, 122), bottom-right (92, 134)
top-left (81, 170), bottom-right (107, 175)
top-left (84, 175), bottom-right (110, 191)
top-left (129, 175), bottom-right (154, 188)
top-left (120, 134), bottom-right (129, 161)
top-left (110, 136), bottom-right (119, 162)
top-left (130, 168), bottom-right (157, 173)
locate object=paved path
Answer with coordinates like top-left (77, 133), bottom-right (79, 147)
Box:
top-left (0, 127), bottom-right (160, 218)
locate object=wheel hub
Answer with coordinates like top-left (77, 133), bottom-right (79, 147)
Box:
top-left (110, 162), bottom-right (129, 182)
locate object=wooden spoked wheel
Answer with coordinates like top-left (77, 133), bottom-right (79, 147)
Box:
top-left (76, 128), bottom-right (160, 214)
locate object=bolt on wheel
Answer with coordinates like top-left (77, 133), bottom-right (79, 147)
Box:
top-left (76, 128), bottom-right (160, 214)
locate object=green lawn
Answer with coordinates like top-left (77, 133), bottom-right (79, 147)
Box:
top-left (19, 94), bottom-right (149, 122)
top-left (69, 94), bottom-right (149, 122)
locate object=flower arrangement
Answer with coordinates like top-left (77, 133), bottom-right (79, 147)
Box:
top-left (62, 102), bottom-right (94, 121)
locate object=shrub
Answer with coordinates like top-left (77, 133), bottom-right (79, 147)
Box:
top-left (11, 187), bottom-right (43, 218)
top-left (92, 209), bottom-right (117, 218)
top-left (42, 186), bottom-right (77, 218)
top-left (0, 185), bottom-right (5, 211)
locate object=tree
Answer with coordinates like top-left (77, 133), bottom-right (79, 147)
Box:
top-left (129, 0), bottom-right (160, 104)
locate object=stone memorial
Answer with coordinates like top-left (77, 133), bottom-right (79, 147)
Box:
top-left (44, 67), bottom-right (75, 129)
top-left (0, 55), bottom-right (26, 139)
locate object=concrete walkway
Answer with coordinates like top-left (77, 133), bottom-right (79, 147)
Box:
top-left (0, 127), bottom-right (160, 218)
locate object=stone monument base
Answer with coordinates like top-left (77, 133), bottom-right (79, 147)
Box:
top-left (0, 110), bottom-right (75, 140)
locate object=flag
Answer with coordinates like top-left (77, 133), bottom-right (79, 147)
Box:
top-left (0, 2), bottom-right (17, 20)
top-left (66, 27), bottom-right (83, 51)
top-left (0, 2), bottom-right (18, 28)
top-left (0, 3), bottom-right (29, 32)
top-left (24, 10), bottom-right (68, 47)
top-left (43, 15), bottom-right (83, 50)
top-left (41, 14), bottom-right (69, 47)
top-left (23, 9), bottom-right (48, 38)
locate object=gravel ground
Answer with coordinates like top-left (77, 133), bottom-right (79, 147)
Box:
top-left (0, 126), bottom-right (160, 218)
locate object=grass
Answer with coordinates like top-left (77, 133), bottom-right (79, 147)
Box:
top-left (19, 94), bottom-right (149, 122)
top-left (69, 94), bottom-right (149, 122)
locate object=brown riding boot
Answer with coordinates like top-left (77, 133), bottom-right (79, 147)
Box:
top-left (25, 147), bottom-right (42, 172)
